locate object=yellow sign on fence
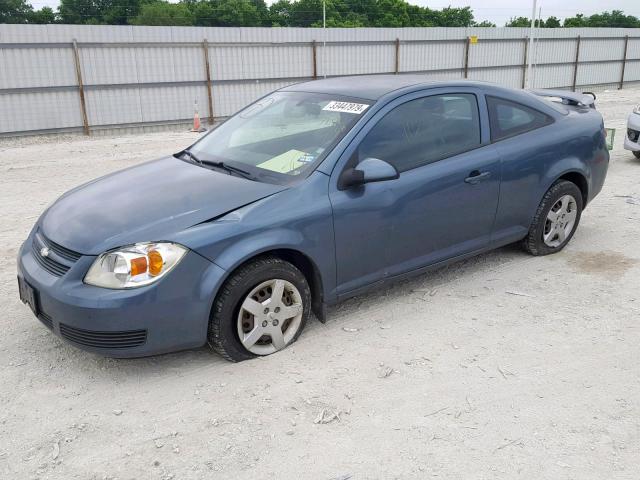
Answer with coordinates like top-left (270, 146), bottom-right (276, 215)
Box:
top-left (469, 36), bottom-right (478, 44)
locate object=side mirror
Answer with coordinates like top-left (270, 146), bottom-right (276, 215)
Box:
top-left (339, 158), bottom-right (399, 190)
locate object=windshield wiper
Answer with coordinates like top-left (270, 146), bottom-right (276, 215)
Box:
top-left (202, 160), bottom-right (252, 178)
top-left (182, 150), bottom-right (253, 179)
top-left (182, 149), bottom-right (203, 165)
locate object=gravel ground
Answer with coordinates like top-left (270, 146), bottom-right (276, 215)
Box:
top-left (1, 88), bottom-right (639, 480)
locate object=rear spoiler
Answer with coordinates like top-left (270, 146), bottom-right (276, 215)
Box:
top-left (530, 89), bottom-right (596, 109)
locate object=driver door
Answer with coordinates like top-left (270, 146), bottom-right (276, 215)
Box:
top-left (329, 89), bottom-right (501, 297)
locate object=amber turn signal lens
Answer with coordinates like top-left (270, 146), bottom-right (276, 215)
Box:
top-left (130, 256), bottom-right (148, 276)
top-left (148, 250), bottom-right (164, 276)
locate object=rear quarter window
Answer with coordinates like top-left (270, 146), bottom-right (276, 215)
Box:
top-left (487, 96), bottom-right (554, 142)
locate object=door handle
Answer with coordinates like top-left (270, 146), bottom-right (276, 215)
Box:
top-left (464, 170), bottom-right (491, 185)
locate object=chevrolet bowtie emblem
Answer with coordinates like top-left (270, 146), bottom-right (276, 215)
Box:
top-left (40, 247), bottom-right (50, 257)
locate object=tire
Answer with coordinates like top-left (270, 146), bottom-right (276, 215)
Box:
top-left (634, 151), bottom-right (640, 159)
top-left (522, 180), bottom-right (583, 256)
top-left (208, 256), bottom-right (311, 362)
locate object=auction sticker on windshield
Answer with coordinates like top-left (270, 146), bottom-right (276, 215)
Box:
top-left (258, 150), bottom-right (310, 174)
top-left (322, 101), bottom-right (369, 114)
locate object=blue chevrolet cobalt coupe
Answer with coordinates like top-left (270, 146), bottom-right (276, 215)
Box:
top-left (17, 76), bottom-right (609, 361)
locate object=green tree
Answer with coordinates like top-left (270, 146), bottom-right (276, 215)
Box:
top-left (319, 15), bottom-right (367, 27)
top-left (506, 16), bottom-right (552, 27)
top-left (190, 1), bottom-right (216, 25)
top-left (289, 0), bottom-right (325, 27)
top-left (405, 4), bottom-right (436, 27)
top-left (369, 0), bottom-right (410, 27)
top-left (473, 20), bottom-right (496, 27)
top-left (563, 13), bottom-right (587, 27)
top-left (544, 16), bottom-right (561, 28)
top-left (210, 0), bottom-right (262, 26)
top-left (0, 0), bottom-right (34, 23)
top-left (103, 0), bottom-right (142, 25)
top-left (266, 0), bottom-right (478, 28)
top-left (438, 6), bottom-right (473, 27)
top-left (1, 0), bottom-right (637, 28)
top-left (585, 10), bottom-right (640, 28)
top-left (249, 0), bottom-right (269, 26)
top-left (190, 0), bottom-right (264, 27)
top-left (268, 0), bottom-right (292, 26)
top-left (58, 0), bottom-right (141, 24)
top-left (58, 0), bottom-right (101, 24)
top-left (29, 6), bottom-right (56, 23)
top-left (131, 1), bottom-right (195, 25)
top-left (562, 11), bottom-right (640, 28)
top-left (506, 16), bottom-right (530, 27)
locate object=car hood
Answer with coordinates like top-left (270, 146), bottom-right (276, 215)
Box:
top-left (40, 156), bottom-right (287, 255)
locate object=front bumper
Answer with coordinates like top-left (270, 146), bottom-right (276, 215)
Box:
top-left (17, 230), bottom-right (227, 357)
top-left (624, 112), bottom-right (640, 152)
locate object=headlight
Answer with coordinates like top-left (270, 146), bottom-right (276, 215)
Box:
top-left (84, 242), bottom-right (187, 289)
top-left (634, 104), bottom-right (640, 115)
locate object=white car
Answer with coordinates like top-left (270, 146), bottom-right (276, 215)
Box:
top-left (625, 104), bottom-right (640, 159)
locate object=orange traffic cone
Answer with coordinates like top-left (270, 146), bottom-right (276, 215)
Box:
top-left (190, 100), bottom-right (206, 132)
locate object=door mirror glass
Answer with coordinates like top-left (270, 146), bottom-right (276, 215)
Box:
top-left (339, 157), bottom-right (399, 189)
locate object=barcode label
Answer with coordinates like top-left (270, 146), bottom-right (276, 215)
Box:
top-left (322, 101), bottom-right (369, 114)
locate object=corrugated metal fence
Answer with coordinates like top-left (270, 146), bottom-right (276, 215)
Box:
top-left (1, 25), bottom-right (639, 137)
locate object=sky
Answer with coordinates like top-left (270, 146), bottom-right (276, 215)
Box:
top-left (26, 0), bottom-right (640, 26)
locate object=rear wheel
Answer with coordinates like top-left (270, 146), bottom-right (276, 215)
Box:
top-left (208, 257), bottom-right (311, 362)
top-left (634, 151), bottom-right (640, 159)
top-left (522, 180), bottom-right (583, 256)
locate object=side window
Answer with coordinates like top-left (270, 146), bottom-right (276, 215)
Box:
top-left (357, 93), bottom-right (481, 173)
top-left (487, 96), bottom-right (553, 142)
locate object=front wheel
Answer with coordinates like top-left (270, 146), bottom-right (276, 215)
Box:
top-left (208, 257), bottom-right (311, 362)
top-left (634, 151), bottom-right (640, 159)
top-left (522, 180), bottom-right (583, 256)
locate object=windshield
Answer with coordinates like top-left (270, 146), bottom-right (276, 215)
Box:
top-left (188, 92), bottom-right (371, 184)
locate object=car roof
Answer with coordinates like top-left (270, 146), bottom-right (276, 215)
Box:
top-left (281, 75), bottom-right (503, 101)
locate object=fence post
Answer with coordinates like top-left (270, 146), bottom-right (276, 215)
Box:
top-left (312, 40), bottom-right (318, 79)
top-left (619, 35), bottom-right (629, 90)
top-left (572, 35), bottom-right (581, 92)
top-left (394, 38), bottom-right (400, 74)
top-left (521, 37), bottom-right (529, 89)
top-left (202, 39), bottom-right (214, 126)
top-left (71, 39), bottom-right (90, 136)
top-left (463, 37), bottom-right (470, 79)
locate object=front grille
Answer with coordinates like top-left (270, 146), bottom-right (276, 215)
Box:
top-left (32, 243), bottom-right (69, 276)
top-left (59, 323), bottom-right (147, 349)
top-left (629, 129), bottom-right (640, 143)
top-left (31, 229), bottom-right (81, 277)
top-left (38, 311), bottom-right (53, 330)
top-left (38, 232), bottom-right (82, 262)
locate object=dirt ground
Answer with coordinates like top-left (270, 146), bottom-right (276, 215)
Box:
top-left (1, 87), bottom-right (639, 480)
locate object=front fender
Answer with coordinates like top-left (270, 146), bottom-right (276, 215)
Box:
top-left (212, 228), bottom-right (307, 271)
top-left (168, 172), bottom-right (337, 305)
top-left (186, 225), bottom-right (337, 306)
